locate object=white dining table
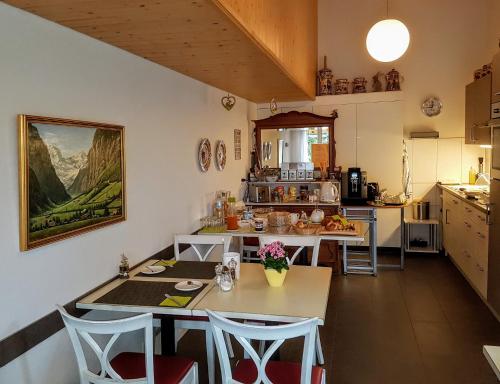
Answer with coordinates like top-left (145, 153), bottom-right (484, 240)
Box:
top-left (200, 225), bottom-right (365, 266)
top-left (76, 258), bottom-right (332, 355)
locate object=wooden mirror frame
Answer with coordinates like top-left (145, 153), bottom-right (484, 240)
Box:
top-left (253, 110), bottom-right (338, 172)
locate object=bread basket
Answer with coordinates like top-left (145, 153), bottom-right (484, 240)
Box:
top-left (268, 211), bottom-right (291, 227)
top-left (292, 223), bottom-right (321, 235)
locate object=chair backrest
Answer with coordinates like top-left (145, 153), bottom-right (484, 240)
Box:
top-left (57, 306), bottom-right (154, 384)
top-left (174, 234), bottom-right (232, 261)
top-left (259, 235), bottom-right (321, 266)
top-left (207, 310), bottom-right (318, 384)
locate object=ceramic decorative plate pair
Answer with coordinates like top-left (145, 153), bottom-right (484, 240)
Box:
top-left (198, 139), bottom-right (226, 172)
top-left (198, 138), bottom-right (211, 172)
top-left (215, 140), bottom-right (226, 171)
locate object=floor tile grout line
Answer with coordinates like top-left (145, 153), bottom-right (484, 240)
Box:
top-left (396, 266), bottom-right (434, 384)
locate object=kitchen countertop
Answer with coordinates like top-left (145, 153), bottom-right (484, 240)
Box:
top-left (245, 201), bottom-right (340, 206)
top-left (438, 183), bottom-right (490, 214)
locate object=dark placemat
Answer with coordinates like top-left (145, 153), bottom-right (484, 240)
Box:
top-left (137, 260), bottom-right (218, 279)
top-left (94, 280), bottom-right (207, 308)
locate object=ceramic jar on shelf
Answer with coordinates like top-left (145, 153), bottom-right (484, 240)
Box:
top-left (334, 79), bottom-right (349, 95)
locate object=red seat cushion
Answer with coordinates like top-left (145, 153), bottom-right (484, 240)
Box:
top-left (233, 359), bottom-right (323, 384)
top-left (110, 352), bottom-right (194, 384)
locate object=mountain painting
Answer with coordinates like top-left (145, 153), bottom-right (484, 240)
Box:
top-left (18, 115), bottom-right (125, 250)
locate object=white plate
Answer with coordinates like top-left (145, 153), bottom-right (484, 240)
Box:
top-left (142, 265), bottom-right (166, 275)
top-left (175, 280), bottom-right (203, 291)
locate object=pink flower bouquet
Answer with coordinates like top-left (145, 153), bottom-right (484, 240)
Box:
top-left (258, 241), bottom-right (289, 273)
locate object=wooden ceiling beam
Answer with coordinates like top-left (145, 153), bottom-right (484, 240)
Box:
top-left (4, 0), bottom-right (317, 102)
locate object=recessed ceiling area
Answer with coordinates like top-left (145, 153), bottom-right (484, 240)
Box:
top-left (4, 0), bottom-right (316, 102)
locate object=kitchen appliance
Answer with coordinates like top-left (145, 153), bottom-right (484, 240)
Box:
top-left (320, 181), bottom-right (340, 203)
top-left (249, 185), bottom-right (270, 203)
top-left (488, 124), bottom-right (500, 315)
top-left (341, 168), bottom-right (368, 204)
top-left (367, 182), bottom-right (379, 201)
top-left (412, 201), bottom-right (430, 220)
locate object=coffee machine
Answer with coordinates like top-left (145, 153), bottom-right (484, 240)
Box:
top-left (341, 168), bottom-right (368, 204)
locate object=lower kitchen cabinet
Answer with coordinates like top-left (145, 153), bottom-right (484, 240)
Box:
top-left (442, 189), bottom-right (489, 298)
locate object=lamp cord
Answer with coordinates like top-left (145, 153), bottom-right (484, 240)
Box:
top-left (386, 0), bottom-right (389, 18)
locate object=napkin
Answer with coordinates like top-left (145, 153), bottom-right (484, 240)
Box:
top-left (159, 296), bottom-right (192, 307)
top-left (155, 260), bottom-right (177, 267)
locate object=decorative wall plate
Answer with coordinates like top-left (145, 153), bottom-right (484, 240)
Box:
top-left (215, 140), bottom-right (227, 171)
top-left (422, 97), bottom-right (442, 117)
top-left (198, 138), bottom-right (211, 172)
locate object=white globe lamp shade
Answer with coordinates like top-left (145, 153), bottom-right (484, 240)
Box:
top-left (366, 19), bottom-right (410, 62)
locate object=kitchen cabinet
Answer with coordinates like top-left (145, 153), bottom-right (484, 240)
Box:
top-left (492, 51), bottom-right (500, 104)
top-left (465, 73), bottom-right (492, 144)
top-left (442, 189), bottom-right (489, 298)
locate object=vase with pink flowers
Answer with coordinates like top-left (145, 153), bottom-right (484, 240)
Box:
top-left (258, 241), bottom-right (289, 287)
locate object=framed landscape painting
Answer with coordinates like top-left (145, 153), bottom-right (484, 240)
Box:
top-left (18, 115), bottom-right (126, 250)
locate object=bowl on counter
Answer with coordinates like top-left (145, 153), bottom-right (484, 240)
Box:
top-left (265, 175), bottom-right (279, 182)
top-left (237, 220), bottom-right (251, 229)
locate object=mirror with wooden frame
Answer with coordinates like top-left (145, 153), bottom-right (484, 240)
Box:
top-left (253, 110), bottom-right (338, 172)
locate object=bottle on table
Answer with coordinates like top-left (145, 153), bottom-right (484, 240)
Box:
top-left (226, 197), bottom-right (239, 230)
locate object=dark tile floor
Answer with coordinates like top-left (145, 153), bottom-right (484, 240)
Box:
top-left (177, 254), bottom-right (500, 383)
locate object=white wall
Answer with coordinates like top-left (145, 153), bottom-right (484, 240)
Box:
top-left (318, 0), bottom-right (500, 138)
top-left (0, 3), bottom-right (253, 383)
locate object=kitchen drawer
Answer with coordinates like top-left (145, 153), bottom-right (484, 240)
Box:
top-left (470, 208), bottom-right (488, 227)
top-left (472, 227), bottom-right (489, 265)
top-left (469, 258), bottom-right (488, 299)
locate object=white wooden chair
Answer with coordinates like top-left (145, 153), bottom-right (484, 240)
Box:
top-left (173, 234), bottom-right (234, 384)
top-left (257, 235), bottom-right (325, 365)
top-left (258, 235), bottom-right (321, 266)
top-left (57, 305), bottom-right (198, 384)
top-left (239, 238), bottom-right (260, 263)
top-left (207, 310), bottom-right (326, 384)
top-left (174, 234), bottom-right (232, 261)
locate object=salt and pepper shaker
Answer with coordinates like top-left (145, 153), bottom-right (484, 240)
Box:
top-left (220, 266), bottom-right (234, 292)
top-left (215, 263), bottom-right (223, 286)
top-left (119, 253), bottom-right (129, 279)
top-left (228, 258), bottom-right (237, 281)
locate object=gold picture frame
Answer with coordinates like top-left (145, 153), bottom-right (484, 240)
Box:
top-left (19, 115), bottom-right (126, 251)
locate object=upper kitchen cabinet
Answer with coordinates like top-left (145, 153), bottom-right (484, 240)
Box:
top-left (465, 73), bottom-right (491, 144)
top-left (4, 0), bottom-right (317, 103)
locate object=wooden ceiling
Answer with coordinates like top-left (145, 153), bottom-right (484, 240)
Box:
top-left (4, 0), bottom-right (317, 102)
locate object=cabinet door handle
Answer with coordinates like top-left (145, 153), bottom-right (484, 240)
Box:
top-left (477, 263), bottom-right (484, 272)
top-left (495, 92), bottom-right (500, 96)
top-left (445, 209), bottom-right (450, 224)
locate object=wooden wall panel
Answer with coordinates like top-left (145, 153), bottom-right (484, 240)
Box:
top-left (4, 0), bottom-right (317, 102)
top-left (213, 0), bottom-right (317, 99)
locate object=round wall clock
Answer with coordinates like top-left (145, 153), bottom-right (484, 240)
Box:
top-left (198, 138), bottom-right (211, 172)
top-left (421, 97), bottom-right (442, 117)
top-left (215, 140), bottom-right (227, 171)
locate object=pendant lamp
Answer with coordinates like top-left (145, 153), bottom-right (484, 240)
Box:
top-left (366, 0), bottom-right (410, 62)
